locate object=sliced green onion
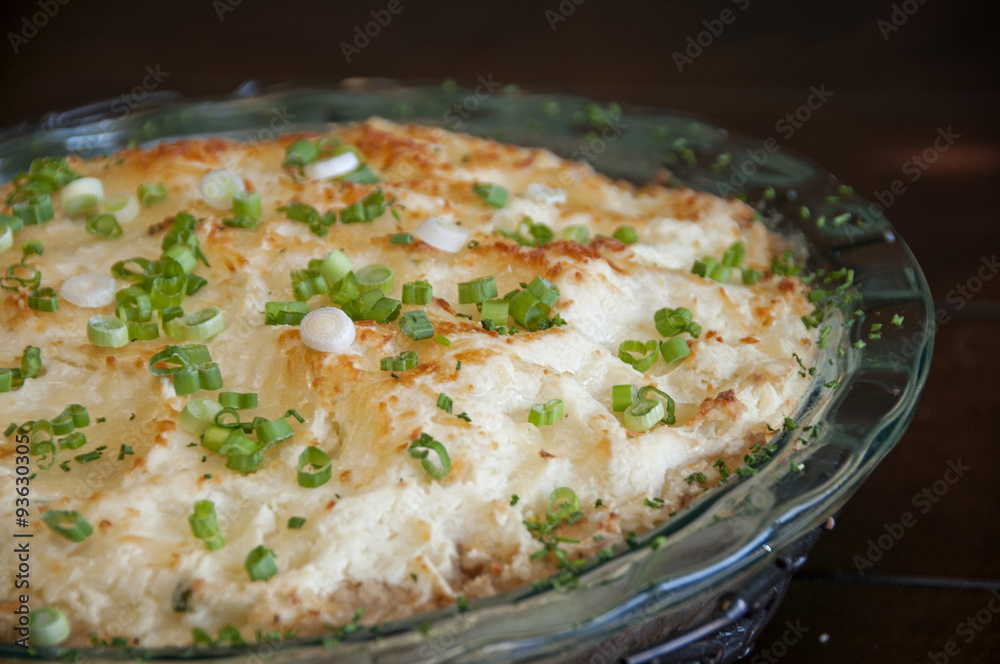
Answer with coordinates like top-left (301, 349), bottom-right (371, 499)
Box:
top-left (612, 385), bottom-right (638, 412)
top-left (13, 193), bottom-right (55, 225)
top-left (624, 399), bottom-right (664, 433)
top-left (300, 307), bottom-right (356, 352)
top-left (458, 276), bottom-right (497, 304)
top-left (189, 499), bottom-right (225, 550)
top-left (59, 177), bottom-right (104, 215)
top-left (162, 243), bottom-right (198, 274)
top-left (368, 297), bottom-right (401, 323)
top-left (435, 334), bottom-right (451, 347)
top-left (408, 432), bottom-right (451, 480)
top-left (214, 407), bottom-right (241, 429)
top-left (339, 163), bottom-right (380, 184)
top-left (437, 393), bottom-right (453, 413)
top-left (529, 399), bottom-right (564, 426)
top-left (471, 182), bottom-right (509, 208)
top-left (60, 273), bottom-right (115, 308)
top-left (355, 264), bottom-right (394, 294)
top-left (28, 607), bottom-right (70, 647)
top-left (390, 232), bottom-right (413, 244)
top-left (526, 276), bottom-right (559, 308)
top-left (722, 241), bottom-right (745, 268)
top-left (138, 182), bottom-right (168, 207)
top-left (315, 250), bottom-right (352, 286)
top-left (231, 191), bottom-right (261, 217)
top-left (1, 212), bottom-right (25, 234)
top-left (84, 213), bottom-right (123, 239)
top-left (402, 280), bottom-right (432, 305)
top-left (245, 545), bottom-right (278, 581)
top-left (653, 307), bottom-right (700, 338)
top-left (58, 431), bottom-right (87, 450)
top-left (160, 305), bottom-right (184, 326)
top-left (115, 290), bottom-right (152, 322)
top-left (87, 316), bottom-right (128, 348)
top-left (560, 224), bottom-right (590, 243)
top-left (361, 188), bottom-right (385, 220)
top-left (0, 369), bottom-right (12, 393)
top-left (399, 310), bottom-right (434, 340)
top-left (305, 152), bottom-right (360, 180)
top-left (100, 192), bottom-right (139, 224)
top-left (329, 272), bottom-right (359, 306)
top-left (128, 321), bottom-right (159, 341)
top-left (413, 217), bottom-right (468, 252)
top-left (380, 350), bottom-right (418, 371)
top-left (284, 139), bottom-right (319, 168)
top-left (742, 268), bottom-right (763, 285)
top-left (111, 257), bottom-right (150, 281)
top-left (297, 446), bottom-right (332, 488)
top-left (56, 404), bottom-right (88, 429)
top-left (180, 399), bottom-right (224, 435)
top-left (480, 299), bottom-right (510, 327)
top-left (546, 487), bottom-right (579, 522)
top-left (255, 417), bottom-right (294, 448)
top-left (28, 287), bottom-right (59, 312)
top-left (2, 263), bottom-right (41, 291)
top-left (200, 425), bottom-right (231, 451)
top-left (618, 340), bottom-right (658, 372)
top-left (264, 301), bottom-right (309, 326)
top-left (287, 516), bottom-right (307, 529)
top-left (709, 264), bottom-right (731, 283)
top-left (509, 290), bottom-right (546, 330)
top-left (612, 224), bottom-right (639, 244)
top-left (41, 509), bottom-right (93, 542)
top-left (200, 169), bottom-right (245, 210)
top-left (660, 337), bottom-right (691, 365)
top-left (149, 343), bottom-right (212, 376)
top-left (165, 306), bottom-right (226, 342)
top-left (638, 386), bottom-right (676, 425)
top-left (219, 431), bottom-right (262, 473)
top-left (691, 257), bottom-right (716, 278)
top-left (291, 268), bottom-right (329, 302)
top-left (172, 361), bottom-right (223, 396)
top-left (219, 391), bottom-right (258, 410)
top-left (185, 273), bottom-right (207, 296)
top-left (149, 275), bottom-right (186, 310)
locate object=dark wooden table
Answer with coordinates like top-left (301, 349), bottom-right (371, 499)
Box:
top-left (1, 1), bottom-right (997, 661)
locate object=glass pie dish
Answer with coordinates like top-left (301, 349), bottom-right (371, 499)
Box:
top-left (0, 81), bottom-right (933, 663)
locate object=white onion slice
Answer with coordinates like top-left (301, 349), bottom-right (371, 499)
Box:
top-left (304, 152), bottom-right (360, 180)
top-left (59, 177), bottom-right (104, 215)
top-left (100, 192), bottom-right (139, 223)
top-left (200, 169), bottom-right (245, 209)
top-left (413, 217), bottom-right (469, 253)
top-left (299, 307), bottom-right (356, 353)
top-left (524, 183), bottom-right (567, 204)
top-left (60, 273), bottom-right (116, 308)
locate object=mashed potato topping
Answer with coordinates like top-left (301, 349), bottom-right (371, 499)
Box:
top-left (0, 119), bottom-right (816, 647)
